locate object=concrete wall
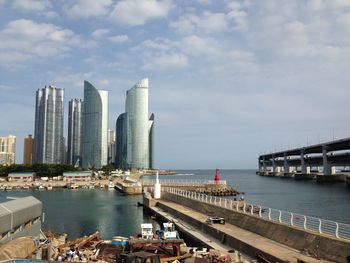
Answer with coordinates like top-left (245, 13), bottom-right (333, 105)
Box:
top-left (161, 192), bottom-right (350, 263)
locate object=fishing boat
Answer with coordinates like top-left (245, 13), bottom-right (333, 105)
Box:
top-left (47, 184), bottom-right (53, 190)
top-left (38, 185), bottom-right (45, 190)
top-left (125, 223), bottom-right (191, 262)
top-left (5, 185), bottom-right (13, 191)
top-left (70, 184), bottom-right (79, 189)
top-left (22, 184), bottom-right (30, 190)
top-left (108, 181), bottom-right (115, 190)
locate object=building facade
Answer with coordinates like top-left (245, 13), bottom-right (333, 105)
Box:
top-left (23, 134), bottom-right (34, 165)
top-left (115, 113), bottom-right (127, 169)
top-left (34, 86), bottom-right (64, 164)
top-left (67, 99), bottom-right (83, 166)
top-left (107, 129), bottom-right (116, 165)
top-left (81, 81), bottom-right (108, 169)
top-left (116, 78), bottom-right (154, 169)
top-left (0, 135), bottom-right (16, 165)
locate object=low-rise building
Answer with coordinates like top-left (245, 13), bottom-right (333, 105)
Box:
top-left (0, 196), bottom-right (43, 244)
top-left (63, 171), bottom-right (92, 181)
top-left (8, 172), bottom-right (35, 181)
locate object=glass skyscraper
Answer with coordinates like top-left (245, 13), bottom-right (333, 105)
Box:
top-left (116, 78), bottom-right (154, 169)
top-left (81, 81), bottom-right (108, 169)
top-left (34, 86), bottom-right (64, 164)
top-left (67, 99), bottom-right (83, 166)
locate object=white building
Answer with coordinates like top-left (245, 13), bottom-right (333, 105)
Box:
top-left (0, 135), bottom-right (16, 165)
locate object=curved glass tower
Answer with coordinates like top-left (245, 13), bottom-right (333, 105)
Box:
top-left (126, 78), bottom-right (149, 169)
top-left (81, 81), bottom-right (108, 169)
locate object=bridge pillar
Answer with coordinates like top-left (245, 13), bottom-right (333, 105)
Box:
top-left (322, 146), bottom-right (332, 175)
top-left (262, 156), bottom-right (266, 172)
top-left (283, 153), bottom-right (290, 173)
top-left (272, 155), bottom-right (276, 172)
top-left (300, 150), bottom-right (309, 174)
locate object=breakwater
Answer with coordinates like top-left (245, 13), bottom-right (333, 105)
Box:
top-left (143, 188), bottom-right (350, 262)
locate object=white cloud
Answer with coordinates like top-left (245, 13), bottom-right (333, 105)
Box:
top-left (12, 0), bottom-right (51, 12)
top-left (109, 34), bottom-right (130, 43)
top-left (110, 0), bottom-right (172, 26)
top-left (64, 0), bottom-right (112, 18)
top-left (92, 28), bottom-right (110, 39)
top-left (170, 12), bottom-right (229, 34)
top-left (143, 52), bottom-right (188, 69)
top-left (0, 19), bottom-right (80, 68)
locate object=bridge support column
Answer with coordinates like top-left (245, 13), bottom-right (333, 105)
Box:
top-left (300, 150), bottom-right (309, 174)
top-left (322, 146), bottom-right (331, 176)
top-left (272, 155), bottom-right (276, 173)
top-left (283, 153), bottom-right (290, 173)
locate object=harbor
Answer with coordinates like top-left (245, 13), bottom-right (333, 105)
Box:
top-left (0, 169), bottom-right (350, 262)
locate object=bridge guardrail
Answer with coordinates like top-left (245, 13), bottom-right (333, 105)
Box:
top-left (145, 186), bottom-right (350, 241)
top-left (142, 179), bottom-right (226, 186)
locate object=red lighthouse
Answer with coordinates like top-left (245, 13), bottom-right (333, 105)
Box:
top-left (214, 168), bottom-right (220, 184)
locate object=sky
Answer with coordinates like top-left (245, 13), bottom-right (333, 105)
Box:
top-left (0, 0), bottom-right (350, 169)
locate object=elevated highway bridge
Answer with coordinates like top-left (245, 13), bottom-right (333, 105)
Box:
top-left (258, 137), bottom-right (350, 182)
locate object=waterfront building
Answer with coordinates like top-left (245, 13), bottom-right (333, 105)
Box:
top-left (34, 86), bottom-right (64, 164)
top-left (115, 78), bottom-right (154, 169)
top-left (81, 81), bottom-right (108, 169)
top-left (23, 134), bottom-right (34, 165)
top-left (0, 134), bottom-right (16, 165)
top-left (67, 99), bottom-right (83, 166)
top-left (63, 171), bottom-right (92, 181)
top-left (8, 172), bottom-right (35, 181)
top-left (0, 196), bottom-right (42, 244)
top-left (108, 129), bottom-right (116, 165)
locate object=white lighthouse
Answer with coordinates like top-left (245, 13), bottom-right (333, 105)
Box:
top-left (154, 171), bottom-right (161, 199)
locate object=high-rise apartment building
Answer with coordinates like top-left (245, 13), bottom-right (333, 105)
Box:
top-left (81, 81), bottom-right (108, 169)
top-left (0, 135), bottom-right (16, 165)
top-left (115, 78), bottom-right (154, 169)
top-left (107, 129), bottom-right (116, 165)
top-left (23, 134), bottom-right (34, 165)
top-left (34, 86), bottom-right (64, 164)
top-left (67, 99), bottom-right (83, 166)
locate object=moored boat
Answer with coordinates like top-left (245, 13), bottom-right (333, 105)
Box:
top-left (108, 181), bottom-right (115, 190)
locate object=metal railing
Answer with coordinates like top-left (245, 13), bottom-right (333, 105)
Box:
top-left (145, 186), bottom-right (350, 241)
top-left (142, 179), bottom-right (227, 186)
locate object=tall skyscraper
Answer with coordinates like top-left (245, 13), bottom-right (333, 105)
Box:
top-left (81, 81), bottom-right (108, 169)
top-left (116, 78), bottom-right (154, 169)
top-left (115, 113), bottom-right (127, 169)
top-left (23, 134), bottom-right (34, 165)
top-left (0, 135), bottom-right (16, 165)
top-left (107, 129), bottom-right (116, 165)
top-left (67, 99), bottom-right (83, 166)
top-left (34, 86), bottom-right (64, 164)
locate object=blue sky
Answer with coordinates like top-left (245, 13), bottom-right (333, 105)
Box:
top-left (1, 0), bottom-right (350, 169)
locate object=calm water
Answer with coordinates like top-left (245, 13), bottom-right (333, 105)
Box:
top-left (156, 169), bottom-right (350, 224)
top-left (0, 189), bottom-right (156, 240)
top-left (0, 169), bottom-right (349, 240)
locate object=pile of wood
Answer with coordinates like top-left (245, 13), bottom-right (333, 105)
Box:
top-left (49, 231), bottom-right (103, 262)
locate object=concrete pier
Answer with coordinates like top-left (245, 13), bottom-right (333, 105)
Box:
top-left (144, 192), bottom-right (350, 262)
